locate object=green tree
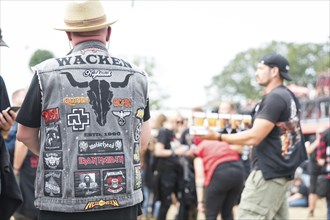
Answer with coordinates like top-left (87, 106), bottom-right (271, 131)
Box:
top-left (132, 56), bottom-right (169, 110)
top-left (29, 49), bottom-right (54, 70)
top-left (206, 41), bottom-right (329, 107)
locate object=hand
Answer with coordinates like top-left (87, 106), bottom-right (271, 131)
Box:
top-left (317, 158), bottom-right (325, 166)
top-left (196, 128), bottom-right (220, 141)
top-left (0, 107), bottom-right (17, 131)
top-left (174, 145), bottom-right (189, 156)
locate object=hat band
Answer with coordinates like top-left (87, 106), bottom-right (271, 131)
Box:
top-left (64, 15), bottom-right (106, 27)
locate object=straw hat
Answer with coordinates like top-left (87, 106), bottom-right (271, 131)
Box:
top-left (54, 0), bottom-right (117, 32)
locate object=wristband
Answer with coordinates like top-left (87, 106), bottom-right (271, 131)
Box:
top-left (218, 133), bottom-right (222, 142)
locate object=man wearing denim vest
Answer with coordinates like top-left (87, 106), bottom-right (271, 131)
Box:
top-left (16, 1), bottom-right (151, 219)
top-left (202, 53), bottom-right (307, 219)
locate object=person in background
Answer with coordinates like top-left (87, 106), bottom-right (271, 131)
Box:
top-left (287, 176), bottom-right (309, 207)
top-left (202, 53), bottom-right (307, 219)
top-left (0, 28), bottom-right (23, 220)
top-left (153, 113), bottom-right (187, 220)
top-left (305, 128), bottom-right (324, 218)
top-left (316, 127), bottom-right (330, 220)
top-left (177, 107), bottom-right (204, 220)
top-left (193, 139), bottom-right (244, 220)
top-left (5, 89), bottom-right (28, 164)
top-left (10, 88), bottom-right (40, 220)
top-left (16, 1), bottom-right (151, 220)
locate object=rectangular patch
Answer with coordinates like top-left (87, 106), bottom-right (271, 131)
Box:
top-left (84, 199), bottom-right (120, 211)
top-left (42, 107), bottom-right (60, 124)
top-left (43, 151), bottom-right (63, 170)
top-left (78, 139), bottom-right (123, 154)
top-left (103, 169), bottom-right (126, 195)
top-left (134, 166), bottom-right (142, 190)
top-left (74, 171), bottom-right (101, 197)
top-left (133, 143), bottom-right (140, 164)
top-left (77, 154), bottom-right (125, 169)
top-left (44, 124), bottom-right (62, 151)
top-left (44, 171), bottom-right (62, 197)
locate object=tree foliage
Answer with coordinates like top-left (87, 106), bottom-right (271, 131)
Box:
top-left (132, 56), bottom-right (169, 110)
top-left (28, 49), bottom-right (54, 70)
top-left (206, 41), bottom-right (329, 107)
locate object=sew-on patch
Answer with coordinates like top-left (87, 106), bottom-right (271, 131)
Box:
top-left (135, 108), bottom-right (144, 121)
top-left (42, 107), bottom-right (60, 124)
top-left (134, 166), bottom-right (142, 190)
top-left (61, 72), bottom-right (133, 126)
top-left (113, 98), bottom-right (132, 108)
top-left (67, 108), bottom-right (90, 131)
top-left (63, 96), bottom-right (89, 107)
top-left (84, 199), bottom-right (120, 211)
top-left (134, 122), bottom-right (142, 142)
top-left (74, 171), bottom-right (101, 197)
top-left (82, 69), bottom-right (112, 79)
top-left (43, 151), bottom-right (63, 170)
top-left (78, 139), bottom-right (123, 154)
top-left (133, 143), bottom-right (140, 164)
top-left (44, 124), bottom-right (62, 151)
top-left (44, 171), bottom-right (62, 197)
top-left (112, 110), bottom-right (131, 126)
top-left (103, 169), bottom-right (126, 195)
top-left (77, 154), bottom-right (125, 170)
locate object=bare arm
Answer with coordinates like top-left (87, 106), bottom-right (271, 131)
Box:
top-left (13, 140), bottom-right (29, 175)
top-left (204, 118), bottom-right (275, 146)
top-left (154, 142), bottom-right (173, 157)
top-left (140, 119), bottom-right (151, 151)
top-left (17, 124), bottom-right (40, 156)
top-left (194, 157), bottom-right (205, 212)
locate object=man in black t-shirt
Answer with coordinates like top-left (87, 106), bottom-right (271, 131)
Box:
top-left (203, 53), bottom-right (307, 219)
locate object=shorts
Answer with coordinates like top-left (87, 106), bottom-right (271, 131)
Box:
top-left (237, 170), bottom-right (291, 220)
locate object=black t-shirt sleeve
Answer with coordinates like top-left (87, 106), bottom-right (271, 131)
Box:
top-left (0, 76), bottom-right (11, 111)
top-left (16, 74), bottom-right (42, 128)
top-left (256, 93), bottom-right (286, 123)
top-left (143, 98), bottom-right (150, 122)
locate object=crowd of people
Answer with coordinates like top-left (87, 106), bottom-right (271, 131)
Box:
top-left (0, 0), bottom-right (329, 220)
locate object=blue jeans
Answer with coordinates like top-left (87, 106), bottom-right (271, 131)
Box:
top-left (288, 197), bottom-right (308, 207)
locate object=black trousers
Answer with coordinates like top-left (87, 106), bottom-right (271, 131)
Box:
top-left (157, 168), bottom-right (182, 220)
top-left (38, 204), bottom-right (141, 220)
top-left (205, 161), bottom-right (244, 220)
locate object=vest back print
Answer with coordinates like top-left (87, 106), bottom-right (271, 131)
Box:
top-left (34, 42), bottom-right (148, 212)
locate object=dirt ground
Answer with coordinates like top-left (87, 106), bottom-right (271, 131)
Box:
top-left (165, 197), bottom-right (327, 220)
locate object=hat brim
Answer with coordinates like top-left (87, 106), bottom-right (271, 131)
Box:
top-left (0, 39), bottom-right (8, 47)
top-left (54, 20), bottom-right (117, 32)
top-left (280, 71), bottom-right (293, 81)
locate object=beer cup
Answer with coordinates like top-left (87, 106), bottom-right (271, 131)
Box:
top-left (193, 112), bottom-right (206, 127)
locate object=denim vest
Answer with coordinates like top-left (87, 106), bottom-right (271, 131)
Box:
top-left (33, 41), bottom-right (148, 212)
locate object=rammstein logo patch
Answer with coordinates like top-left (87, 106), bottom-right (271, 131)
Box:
top-left (67, 108), bottom-right (90, 131)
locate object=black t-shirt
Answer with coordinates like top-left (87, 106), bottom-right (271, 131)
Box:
top-left (155, 128), bottom-right (180, 169)
top-left (0, 75), bottom-right (10, 111)
top-left (252, 86), bottom-right (307, 180)
top-left (17, 74), bottom-right (151, 128)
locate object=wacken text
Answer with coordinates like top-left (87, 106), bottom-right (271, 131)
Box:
top-left (56, 55), bottom-right (132, 68)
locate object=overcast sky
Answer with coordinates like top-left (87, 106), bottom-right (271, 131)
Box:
top-left (0, 1), bottom-right (329, 110)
